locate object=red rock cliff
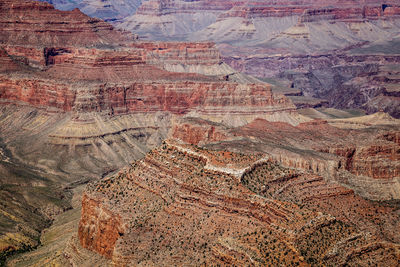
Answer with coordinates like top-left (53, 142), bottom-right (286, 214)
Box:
top-left (0, 0), bottom-right (133, 47)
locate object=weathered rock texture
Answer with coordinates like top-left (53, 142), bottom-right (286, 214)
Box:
top-left (0, 0), bottom-right (295, 177)
top-left (1, 0), bottom-right (400, 265)
top-left (172, 115), bottom-right (400, 201)
top-left (35, 0), bottom-right (400, 116)
top-left (100, 0), bottom-right (400, 117)
top-left (79, 140), bottom-right (400, 266)
top-left (0, 0), bottom-right (294, 119)
top-left (0, 0), bottom-right (133, 47)
top-left (0, 0), bottom-right (297, 262)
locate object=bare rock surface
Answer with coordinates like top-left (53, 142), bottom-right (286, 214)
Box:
top-left (79, 139), bottom-right (400, 266)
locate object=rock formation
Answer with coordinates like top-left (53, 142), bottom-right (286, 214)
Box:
top-left (172, 115), bottom-right (400, 201)
top-left (36, 1), bottom-right (400, 117)
top-left (0, 0), bottom-right (294, 119)
top-left (1, 0), bottom-right (400, 266)
top-left (81, 0), bottom-right (400, 117)
top-left (78, 140), bottom-right (400, 266)
top-left (0, 0), bottom-right (295, 262)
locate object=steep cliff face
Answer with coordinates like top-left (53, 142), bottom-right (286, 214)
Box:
top-left (172, 116), bottom-right (400, 201)
top-left (323, 134), bottom-right (400, 180)
top-left (0, 0), bottom-right (293, 118)
top-left (79, 194), bottom-right (125, 258)
top-left (0, 0), bottom-right (133, 47)
top-left (0, 1), bottom-right (301, 262)
top-left (0, 71), bottom-right (292, 116)
top-left (172, 118), bottom-right (229, 145)
top-left (78, 140), bottom-right (400, 265)
top-left (108, 0), bottom-right (400, 117)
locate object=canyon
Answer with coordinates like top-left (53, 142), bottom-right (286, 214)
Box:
top-left (42, 0), bottom-right (400, 118)
top-left (78, 139), bottom-right (400, 265)
top-left (0, 0), bottom-right (399, 266)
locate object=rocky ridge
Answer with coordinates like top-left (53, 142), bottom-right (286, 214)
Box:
top-left (0, 0), bottom-right (297, 262)
top-left (172, 116), bottom-right (400, 201)
top-left (1, 0), bottom-right (400, 265)
top-left (78, 139), bottom-right (400, 266)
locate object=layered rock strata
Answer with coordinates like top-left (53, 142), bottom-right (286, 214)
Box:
top-left (79, 140), bottom-right (400, 265)
top-left (0, 1), bottom-right (296, 261)
top-left (110, 0), bottom-right (400, 117)
top-left (36, 0), bottom-right (400, 117)
top-left (172, 116), bottom-right (400, 200)
top-left (0, 0), bottom-right (133, 47)
top-left (0, 0), bottom-right (294, 120)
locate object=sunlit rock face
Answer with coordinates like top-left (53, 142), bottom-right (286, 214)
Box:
top-left (1, 1), bottom-right (400, 266)
top-left (0, 0), bottom-right (299, 262)
top-left (100, 0), bottom-right (400, 118)
top-left (78, 140), bottom-right (400, 266)
top-left (36, 0), bottom-right (400, 116)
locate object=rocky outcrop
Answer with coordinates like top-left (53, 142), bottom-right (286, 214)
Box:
top-left (0, 77), bottom-right (76, 111)
top-left (0, 48), bottom-right (19, 72)
top-left (172, 117), bottom-right (400, 200)
top-left (78, 140), bottom-right (400, 265)
top-left (323, 134), bottom-right (400, 180)
top-left (78, 194), bottom-right (125, 258)
top-left (0, 0), bottom-right (133, 47)
top-left (172, 118), bottom-right (229, 145)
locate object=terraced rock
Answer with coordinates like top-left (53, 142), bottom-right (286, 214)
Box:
top-left (173, 114), bottom-right (400, 201)
top-left (79, 140), bottom-right (400, 266)
top-left (0, 0), bottom-right (298, 263)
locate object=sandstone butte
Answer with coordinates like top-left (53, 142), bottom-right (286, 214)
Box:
top-left (0, 0), bottom-right (400, 266)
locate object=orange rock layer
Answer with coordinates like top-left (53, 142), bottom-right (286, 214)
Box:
top-left (0, 0), bottom-right (132, 47)
top-left (0, 0), bottom-right (294, 116)
top-left (78, 141), bottom-right (400, 265)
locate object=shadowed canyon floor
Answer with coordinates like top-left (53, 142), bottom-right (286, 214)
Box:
top-left (0, 0), bottom-right (400, 266)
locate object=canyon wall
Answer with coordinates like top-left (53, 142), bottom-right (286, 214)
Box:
top-left (109, 0), bottom-right (400, 117)
top-left (1, 0), bottom-right (400, 265)
top-left (0, 0), bottom-right (133, 47)
top-left (172, 117), bottom-right (400, 201)
top-left (78, 140), bottom-right (400, 265)
top-left (0, 0), bottom-right (293, 119)
top-left (0, 1), bottom-right (295, 262)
